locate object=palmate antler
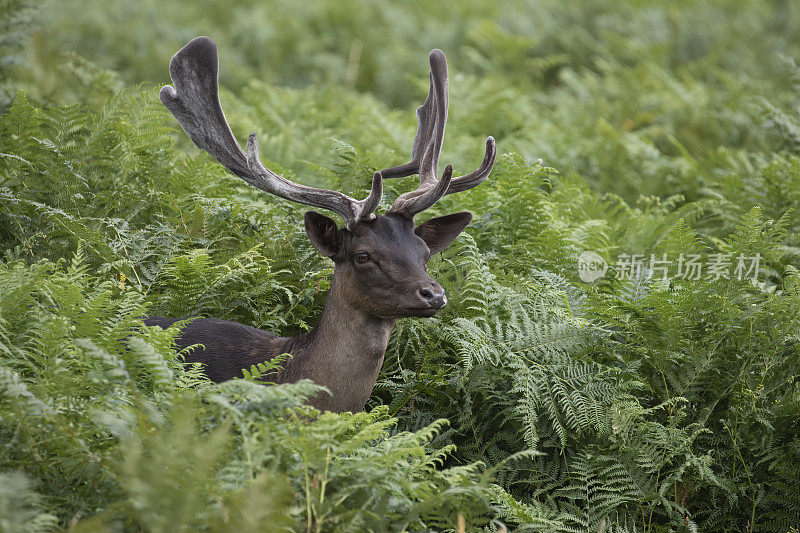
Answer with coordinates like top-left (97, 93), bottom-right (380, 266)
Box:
top-left (160, 37), bottom-right (495, 226)
top-left (160, 36), bottom-right (382, 229)
top-left (381, 49), bottom-right (496, 217)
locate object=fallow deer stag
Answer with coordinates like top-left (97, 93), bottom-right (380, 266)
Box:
top-left (146, 36), bottom-right (495, 413)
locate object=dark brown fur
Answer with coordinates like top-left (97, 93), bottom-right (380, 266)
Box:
top-left (146, 211), bottom-right (471, 412)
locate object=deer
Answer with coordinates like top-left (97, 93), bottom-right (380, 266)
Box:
top-left (145, 36), bottom-right (496, 413)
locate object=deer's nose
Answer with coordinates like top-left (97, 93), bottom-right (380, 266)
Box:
top-left (418, 282), bottom-right (447, 309)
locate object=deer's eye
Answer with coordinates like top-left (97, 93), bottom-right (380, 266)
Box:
top-left (355, 251), bottom-right (371, 264)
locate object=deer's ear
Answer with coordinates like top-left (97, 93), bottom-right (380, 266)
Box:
top-left (305, 211), bottom-right (340, 258)
top-left (415, 211), bottom-right (473, 255)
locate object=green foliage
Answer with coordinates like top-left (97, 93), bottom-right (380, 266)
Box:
top-left (240, 352), bottom-right (292, 383)
top-left (0, 472), bottom-right (58, 533)
top-left (2, 1), bottom-right (800, 531)
top-left (0, 254), bottom-right (495, 531)
top-left (0, 0), bottom-right (39, 108)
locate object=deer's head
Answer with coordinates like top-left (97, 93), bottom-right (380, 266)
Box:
top-left (160, 37), bottom-right (495, 319)
top-left (304, 210), bottom-right (472, 318)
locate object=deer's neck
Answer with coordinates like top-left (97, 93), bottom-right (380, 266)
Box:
top-left (281, 283), bottom-right (396, 412)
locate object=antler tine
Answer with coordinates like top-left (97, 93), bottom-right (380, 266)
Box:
top-left (385, 49), bottom-right (496, 217)
top-left (444, 136), bottom-right (496, 195)
top-left (160, 36), bottom-right (381, 229)
top-left (390, 164), bottom-right (453, 215)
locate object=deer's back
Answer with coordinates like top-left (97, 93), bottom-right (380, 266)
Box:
top-left (144, 317), bottom-right (290, 383)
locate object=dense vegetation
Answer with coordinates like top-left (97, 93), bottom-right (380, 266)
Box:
top-left (2, 0), bottom-right (800, 531)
